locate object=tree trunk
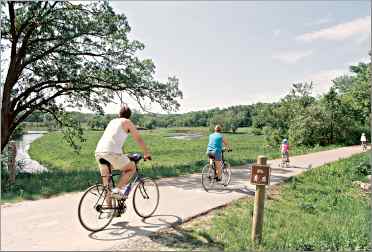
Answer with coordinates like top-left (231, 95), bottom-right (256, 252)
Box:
top-left (1, 108), bottom-right (13, 152)
top-left (1, 80), bottom-right (16, 152)
top-left (1, 55), bottom-right (19, 152)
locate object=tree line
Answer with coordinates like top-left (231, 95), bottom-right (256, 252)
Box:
top-left (22, 61), bottom-right (371, 147)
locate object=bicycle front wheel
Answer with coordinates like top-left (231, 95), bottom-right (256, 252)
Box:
top-left (222, 162), bottom-right (232, 186)
top-left (133, 178), bottom-right (159, 218)
top-left (78, 184), bottom-right (116, 232)
top-left (201, 164), bottom-right (215, 191)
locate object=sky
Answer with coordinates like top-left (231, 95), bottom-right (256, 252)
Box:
top-left (2, 1), bottom-right (370, 115)
top-left (103, 0), bottom-right (371, 114)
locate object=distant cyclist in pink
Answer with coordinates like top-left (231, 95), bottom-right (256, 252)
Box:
top-left (281, 139), bottom-right (289, 162)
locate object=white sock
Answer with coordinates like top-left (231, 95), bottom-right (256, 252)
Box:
top-left (112, 187), bottom-right (126, 194)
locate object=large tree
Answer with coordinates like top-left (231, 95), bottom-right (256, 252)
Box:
top-left (0, 1), bottom-right (182, 151)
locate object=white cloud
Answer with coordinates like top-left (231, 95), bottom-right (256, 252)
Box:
top-left (296, 16), bottom-right (371, 42)
top-left (272, 50), bottom-right (313, 64)
top-left (273, 29), bottom-right (281, 37)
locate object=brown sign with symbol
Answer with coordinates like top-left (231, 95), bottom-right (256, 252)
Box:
top-left (250, 164), bottom-right (270, 185)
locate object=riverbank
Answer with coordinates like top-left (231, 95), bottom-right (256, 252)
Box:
top-left (15, 131), bottom-right (48, 173)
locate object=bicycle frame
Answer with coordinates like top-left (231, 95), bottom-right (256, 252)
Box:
top-left (98, 164), bottom-right (144, 211)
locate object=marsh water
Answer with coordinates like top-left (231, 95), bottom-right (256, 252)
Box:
top-left (15, 131), bottom-right (48, 173)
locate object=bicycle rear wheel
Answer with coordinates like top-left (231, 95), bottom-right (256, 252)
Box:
top-left (78, 184), bottom-right (116, 232)
top-left (201, 164), bottom-right (215, 191)
top-left (133, 178), bottom-right (159, 218)
top-left (222, 162), bottom-right (232, 186)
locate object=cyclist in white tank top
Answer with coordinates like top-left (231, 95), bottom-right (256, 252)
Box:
top-left (95, 118), bottom-right (129, 154)
top-left (95, 105), bottom-right (151, 201)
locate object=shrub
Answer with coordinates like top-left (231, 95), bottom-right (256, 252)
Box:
top-left (251, 127), bottom-right (263, 135)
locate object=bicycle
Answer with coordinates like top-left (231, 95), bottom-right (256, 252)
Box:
top-left (362, 142), bottom-right (367, 151)
top-left (201, 148), bottom-right (232, 191)
top-left (78, 153), bottom-right (159, 232)
top-left (279, 152), bottom-right (290, 168)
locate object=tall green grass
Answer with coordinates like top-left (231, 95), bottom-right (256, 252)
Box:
top-left (2, 127), bottom-right (342, 202)
top-left (151, 152), bottom-right (371, 251)
top-left (29, 127), bottom-right (340, 172)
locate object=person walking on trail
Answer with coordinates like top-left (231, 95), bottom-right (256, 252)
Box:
top-left (206, 125), bottom-right (231, 181)
top-left (95, 105), bottom-right (151, 201)
top-left (281, 138), bottom-right (289, 162)
top-left (361, 133), bottom-right (367, 149)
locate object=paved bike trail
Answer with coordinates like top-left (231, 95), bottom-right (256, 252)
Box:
top-left (1, 146), bottom-right (367, 251)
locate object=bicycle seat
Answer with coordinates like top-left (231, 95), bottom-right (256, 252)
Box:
top-left (99, 158), bottom-right (111, 166)
top-left (207, 153), bottom-right (215, 159)
top-left (128, 153), bottom-right (143, 163)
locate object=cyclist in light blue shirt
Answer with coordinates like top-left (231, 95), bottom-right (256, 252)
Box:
top-left (207, 125), bottom-right (231, 180)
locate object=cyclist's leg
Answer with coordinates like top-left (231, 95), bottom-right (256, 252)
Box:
top-left (117, 161), bottom-right (136, 189)
top-left (100, 165), bottom-right (113, 207)
top-left (214, 151), bottom-right (223, 178)
top-left (95, 154), bottom-right (113, 207)
top-left (207, 150), bottom-right (216, 173)
top-left (108, 154), bottom-right (135, 189)
top-left (209, 157), bottom-right (214, 166)
top-left (100, 165), bottom-right (111, 187)
top-left (215, 161), bottom-right (222, 177)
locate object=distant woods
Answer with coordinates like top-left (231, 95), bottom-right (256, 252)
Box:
top-left (23, 62), bottom-right (370, 147)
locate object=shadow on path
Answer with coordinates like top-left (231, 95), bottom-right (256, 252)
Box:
top-left (88, 214), bottom-right (182, 241)
top-left (149, 220), bottom-right (224, 251)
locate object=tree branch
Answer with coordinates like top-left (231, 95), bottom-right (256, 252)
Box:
top-left (17, 2), bottom-right (42, 37)
top-left (8, 2), bottom-right (16, 51)
top-left (21, 34), bottom-right (81, 68)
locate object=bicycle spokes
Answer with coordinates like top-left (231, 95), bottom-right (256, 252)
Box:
top-left (78, 184), bottom-right (116, 232)
top-left (132, 178), bottom-right (159, 218)
top-left (139, 183), bottom-right (150, 199)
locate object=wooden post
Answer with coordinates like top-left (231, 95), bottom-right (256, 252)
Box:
top-left (8, 141), bottom-right (17, 183)
top-left (251, 155), bottom-right (267, 244)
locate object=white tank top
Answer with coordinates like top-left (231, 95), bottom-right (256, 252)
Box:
top-left (95, 118), bottom-right (128, 154)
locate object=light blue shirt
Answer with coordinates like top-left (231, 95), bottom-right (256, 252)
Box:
top-left (207, 132), bottom-right (223, 152)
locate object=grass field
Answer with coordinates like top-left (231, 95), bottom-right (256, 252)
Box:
top-left (149, 152), bottom-right (371, 251)
top-left (29, 127), bottom-right (340, 172)
top-left (2, 127), bottom-right (341, 202)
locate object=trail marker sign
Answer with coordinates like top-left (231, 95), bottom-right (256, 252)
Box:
top-left (250, 164), bottom-right (270, 185)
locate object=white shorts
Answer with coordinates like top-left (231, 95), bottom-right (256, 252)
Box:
top-left (95, 152), bottom-right (130, 172)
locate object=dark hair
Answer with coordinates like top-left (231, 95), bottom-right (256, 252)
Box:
top-left (119, 105), bottom-right (131, 119)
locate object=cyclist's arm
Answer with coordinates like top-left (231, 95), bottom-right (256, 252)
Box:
top-left (223, 138), bottom-right (231, 150)
top-left (123, 120), bottom-right (151, 159)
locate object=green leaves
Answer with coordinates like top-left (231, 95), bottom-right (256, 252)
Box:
top-left (2, 1), bottom-right (182, 150)
top-left (253, 61), bottom-right (371, 147)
